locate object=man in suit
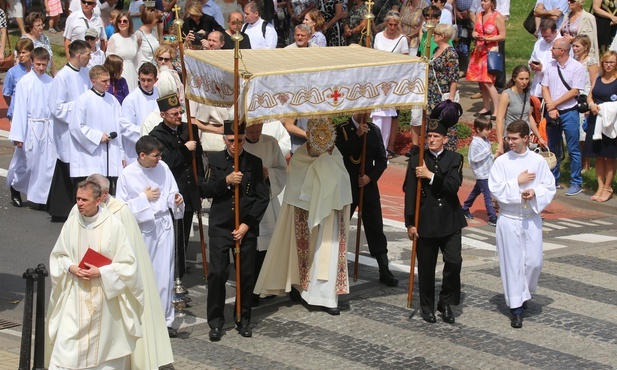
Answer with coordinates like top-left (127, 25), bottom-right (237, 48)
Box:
top-left (403, 118), bottom-right (467, 324)
top-left (200, 120), bottom-right (269, 341)
top-left (335, 113), bottom-right (398, 287)
top-left (149, 94), bottom-right (204, 279)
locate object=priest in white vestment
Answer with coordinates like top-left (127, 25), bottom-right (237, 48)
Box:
top-left (254, 119), bottom-right (352, 315)
top-left (7, 48), bottom-right (55, 205)
top-left (47, 40), bottom-right (92, 220)
top-left (116, 135), bottom-right (185, 332)
top-left (69, 65), bottom-right (123, 191)
top-left (83, 174), bottom-right (174, 369)
top-left (46, 179), bottom-right (143, 370)
top-left (489, 120), bottom-right (556, 329)
top-left (120, 62), bottom-right (160, 164)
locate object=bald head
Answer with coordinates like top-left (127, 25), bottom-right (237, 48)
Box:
top-left (86, 174), bottom-right (110, 202)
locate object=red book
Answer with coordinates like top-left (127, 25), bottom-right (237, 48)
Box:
top-left (78, 248), bottom-right (112, 269)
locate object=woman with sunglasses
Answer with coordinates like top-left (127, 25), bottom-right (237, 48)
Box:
top-left (107, 10), bottom-right (139, 91)
top-left (561, 0), bottom-right (599, 62)
top-left (154, 45), bottom-right (185, 106)
top-left (466, 0), bottom-right (505, 120)
top-left (135, 7), bottom-right (161, 71)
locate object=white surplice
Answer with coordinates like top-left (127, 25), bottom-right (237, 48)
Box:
top-left (244, 134), bottom-right (287, 251)
top-left (46, 207), bottom-right (143, 370)
top-left (48, 63), bottom-right (91, 163)
top-left (262, 120), bottom-right (292, 157)
top-left (7, 70), bottom-right (56, 204)
top-left (254, 144), bottom-right (351, 308)
top-left (116, 160), bottom-right (184, 326)
top-left (489, 149), bottom-right (556, 309)
top-left (69, 89), bottom-right (123, 178)
top-left (120, 87), bottom-right (160, 163)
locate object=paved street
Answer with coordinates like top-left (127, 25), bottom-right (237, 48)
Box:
top-left (1, 133), bottom-right (616, 369)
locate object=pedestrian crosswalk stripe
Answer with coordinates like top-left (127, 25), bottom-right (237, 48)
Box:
top-left (556, 221), bottom-right (582, 228)
top-left (464, 233), bottom-right (489, 241)
top-left (556, 233), bottom-right (617, 243)
top-left (541, 221), bottom-right (567, 230)
top-left (559, 218), bottom-right (594, 226)
top-left (465, 227), bottom-right (496, 238)
top-left (589, 219), bottom-right (613, 225)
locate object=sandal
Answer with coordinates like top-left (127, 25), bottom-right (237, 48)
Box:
top-left (591, 189), bottom-right (602, 201)
top-left (386, 149), bottom-right (396, 159)
top-left (596, 188), bottom-right (613, 202)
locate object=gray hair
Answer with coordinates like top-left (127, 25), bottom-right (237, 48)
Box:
top-left (86, 174), bottom-right (110, 192)
top-left (295, 24), bottom-right (311, 34)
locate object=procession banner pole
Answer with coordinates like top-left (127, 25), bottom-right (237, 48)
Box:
top-left (353, 0), bottom-right (375, 282)
top-left (231, 26), bottom-right (244, 324)
top-left (172, 5), bottom-right (209, 282)
top-left (407, 23), bottom-right (434, 309)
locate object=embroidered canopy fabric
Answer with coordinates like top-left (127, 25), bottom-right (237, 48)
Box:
top-left (184, 46), bottom-right (427, 124)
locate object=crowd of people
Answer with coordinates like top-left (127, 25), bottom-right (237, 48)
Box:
top-left (2, 0), bottom-right (617, 366)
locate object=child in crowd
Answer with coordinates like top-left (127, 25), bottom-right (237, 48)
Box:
top-left (103, 54), bottom-right (129, 104)
top-left (85, 28), bottom-right (105, 67)
top-left (461, 116), bottom-right (498, 226)
top-left (106, 9), bottom-right (121, 39)
top-left (3, 38), bottom-right (34, 121)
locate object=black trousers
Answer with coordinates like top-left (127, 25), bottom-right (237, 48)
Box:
top-left (174, 211), bottom-right (193, 279)
top-left (350, 197), bottom-right (388, 257)
top-left (416, 230), bottom-right (462, 314)
top-left (207, 236), bottom-right (256, 329)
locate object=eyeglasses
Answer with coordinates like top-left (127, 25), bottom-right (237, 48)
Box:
top-left (117, 19), bottom-right (129, 24)
top-left (85, 36), bottom-right (96, 41)
top-left (157, 56), bottom-right (171, 62)
top-left (163, 34), bottom-right (177, 41)
top-left (81, 0), bottom-right (96, 5)
top-left (568, 0), bottom-right (577, 3)
top-left (225, 138), bottom-right (244, 143)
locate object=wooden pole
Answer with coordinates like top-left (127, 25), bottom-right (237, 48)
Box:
top-left (353, 0), bottom-right (375, 282)
top-left (407, 23), bottom-right (435, 309)
top-left (172, 5), bottom-right (208, 281)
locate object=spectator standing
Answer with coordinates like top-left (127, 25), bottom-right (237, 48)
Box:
top-left (46, 0), bottom-right (64, 33)
top-left (214, 0), bottom-right (243, 25)
top-left (242, 1), bottom-right (278, 49)
top-left (542, 37), bottom-right (586, 195)
top-left (467, 0), bottom-right (505, 120)
top-left (107, 11), bottom-right (139, 91)
top-left (304, 9), bottom-right (327, 47)
top-left (287, 0), bottom-right (315, 44)
top-left (400, 0), bottom-right (427, 57)
top-left (103, 54), bottom-right (130, 103)
top-left (534, 0), bottom-right (568, 31)
top-left (0, 9), bottom-right (6, 64)
top-left (135, 8), bottom-right (161, 68)
top-left (461, 116), bottom-right (498, 226)
top-left (6, 0), bottom-right (26, 35)
top-left (320, 0), bottom-right (346, 46)
top-left (183, 2), bottom-right (226, 50)
top-left (129, 0), bottom-right (145, 29)
top-left (592, 0), bottom-right (617, 53)
top-left (202, 0), bottom-right (226, 27)
top-left (85, 28), bottom-right (106, 67)
top-left (64, 0), bottom-right (107, 58)
top-left (22, 13), bottom-right (56, 76)
top-left (343, 0), bottom-right (368, 45)
top-left (222, 11), bottom-right (252, 49)
top-left (529, 19), bottom-right (562, 98)
top-left (561, 0), bottom-right (599, 62)
top-left (584, 50), bottom-right (617, 202)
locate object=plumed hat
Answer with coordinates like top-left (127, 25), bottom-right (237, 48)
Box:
top-left (428, 100), bottom-right (463, 135)
top-left (157, 93), bottom-right (181, 112)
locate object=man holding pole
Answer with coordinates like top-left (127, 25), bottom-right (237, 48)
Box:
top-left (335, 113), bottom-right (398, 287)
top-left (404, 118), bottom-right (467, 324)
top-left (200, 120), bottom-right (269, 341)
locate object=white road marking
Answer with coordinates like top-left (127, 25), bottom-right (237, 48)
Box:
top-left (541, 221), bottom-right (567, 230)
top-left (556, 233), bottom-right (617, 243)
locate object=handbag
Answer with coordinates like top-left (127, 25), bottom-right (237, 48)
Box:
top-left (0, 36), bottom-right (15, 73)
top-left (535, 147), bottom-right (557, 169)
top-left (432, 66), bottom-right (460, 102)
top-left (487, 51), bottom-right (504, 76)
top-left (523, 10), bottom-right (537, 35)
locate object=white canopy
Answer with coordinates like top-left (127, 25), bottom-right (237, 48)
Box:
top-left (184, 46), bottom-right (427, 124)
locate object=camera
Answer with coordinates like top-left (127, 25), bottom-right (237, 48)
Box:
top-left (191, 31), bottom-right (205, 45)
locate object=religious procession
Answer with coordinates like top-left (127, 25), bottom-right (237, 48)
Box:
top-left (10, 0), bottom-right (616, 367)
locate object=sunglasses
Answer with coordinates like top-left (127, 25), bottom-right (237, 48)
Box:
top-left (157, 56), bottom-right (171, 62)
top-left (85, 36), bottom-right (96, 41)
top-left (81, 0), bottom-right (96, 5)
top-left (117, 19), bottom-right (129, 24)
top-left (163, 34), bottom-right (177, 41)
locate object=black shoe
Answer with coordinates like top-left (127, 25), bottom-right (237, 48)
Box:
top-left (522, 301), bottom-right (529, 310)
top-left (167, 326), bottom-right (177, 338)
top-left (289, 287), bottom-right (303, 303)
top-left (252, 294), bottom-right (260, 307)
top-left (209, 327), bottom-right (222, 341)
top-left (50, 215), bottom-right (67, 223)
top-left (462, 208), bottom-right (473, 219)
top-left (376, 254), bottom-right (399, 287)
top-left (511, 314), bottom-right (523, 328)
top-left (474, 110), bottom-right (492, 117)
top-left (237, 325), bottom-right (252, 337)
top-left (488, 216), bottom-right (498, 227)
top-left (437, 303), bottom-right (455, 324)
top-left (10, 186), bottom-right (22, 207)
top-left (323, 306), bottom-right (340, 315)
top-left (420, 311), bottom-right (436, 323)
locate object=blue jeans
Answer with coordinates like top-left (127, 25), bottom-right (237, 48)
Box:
top-left (547, 109), bottom-right (582, 186)
top-left (462, 179), bottom-right (497, 218)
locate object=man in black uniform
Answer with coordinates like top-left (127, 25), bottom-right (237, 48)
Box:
top-left (403, 118), bottom-right (467, 324)
top-left (335, 113), bottom-right (398, 287)
top-left (201, 120), bottom-right (269, 341)
top-left (149, 94), bottom-right (204, 279)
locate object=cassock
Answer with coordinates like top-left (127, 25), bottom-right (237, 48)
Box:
top-left (47, 63), bottom-right (91, 218)
top-left (254, 144), bottom-right (352, 309)
top-left (200, 149), bottom-right (269, 329)
top-left (117, 160), bottom-right (185, 327)
top-left (46, 207), bottom-right (143, 370)
top-left (69, 89), bottom-right (123, 181)
top-left (7, 70), bottom-right (55, 204)
top-left (243, 134), bottom-right (287, 252)
top-left (489, 149), bottom-right (556, 309)
top-left (120, 87), bottom-right (160, 163)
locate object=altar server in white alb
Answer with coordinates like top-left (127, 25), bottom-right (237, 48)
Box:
top-left (243, 122), bottom-right (287, 303)
top-left (116, 135), bottom-right (185, 335)
top-left (120, 62), bottom-right (160, 164)
top-left (489, 120), bottom-right (556, 329)
top-left (7, 47), bottom-right (54, 206)
top-left (69, 64), bottom-right (123, 193)
top-left (47, 40), bottom-right (92, 221)
top-left (46, 179), bottom-right (143, 370)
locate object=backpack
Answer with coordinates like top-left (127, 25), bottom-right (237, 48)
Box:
top-left (242, 20), bottom-right (268, 39)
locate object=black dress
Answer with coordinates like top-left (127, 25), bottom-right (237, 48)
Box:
top-left (584, 76), bottom-right (617, 158)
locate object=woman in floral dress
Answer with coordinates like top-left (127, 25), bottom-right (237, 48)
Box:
top-left (320, 0), bottom-right (345, 46)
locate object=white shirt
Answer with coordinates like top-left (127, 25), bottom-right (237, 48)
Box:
top-left (243, 17), bottom-right (278, 49)
top-left (120, 87), bottom-right (160, 163)
top-left (63, 9), bottom-right (107, 42)
top-left (529, 35), bottom-right (562, 97)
